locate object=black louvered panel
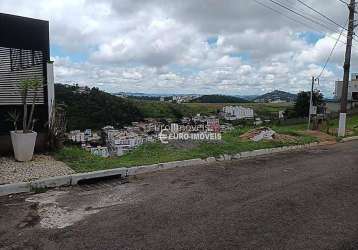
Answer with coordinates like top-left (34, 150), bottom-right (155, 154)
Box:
top-left (0, 46), bottom-right (45, 105)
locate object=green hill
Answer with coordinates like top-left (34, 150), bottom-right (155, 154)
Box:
top-left (191, 95), bottom-right (249, 103)
top-left (254, 90), bottom-right (297, 102)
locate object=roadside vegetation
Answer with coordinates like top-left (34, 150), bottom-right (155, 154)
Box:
top-left (54, 84), bottom-right (358, 173)
top-left (55, 123), bottom-right (317, 173)
top-left (326, 114), bottom-right (358, 136)
top-left (56, 83), bottom-right (296, 128)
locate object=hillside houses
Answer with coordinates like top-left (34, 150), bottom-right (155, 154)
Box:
top-left (68, 130), bottom-right (100, 143)
top-left (67, 115), bottom-right (231, 158)
top-left (102, 123), bottom-right (157, 157)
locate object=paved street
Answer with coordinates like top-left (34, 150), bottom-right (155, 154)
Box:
top-left (1, 141), bottom-right (358, 250)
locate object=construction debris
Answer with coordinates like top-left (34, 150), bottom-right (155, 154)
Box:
top-left (242, 127), bottom-right (275, 142)
top-left (240, 127), bottom-right (298, 143)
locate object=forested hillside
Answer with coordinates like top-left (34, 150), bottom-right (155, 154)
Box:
top-left (55, 84), bottom-right (143, 130)
top-left (191, 95), bottom-right (248, 103)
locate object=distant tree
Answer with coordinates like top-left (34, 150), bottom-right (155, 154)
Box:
top-left (191, 95), bottom-right (248, 103)
top-left (55, 84), bottom-right (144, 130)
top-left (127, 96), bottom-right (160, 101)
top-left (289, 91), bottom-right (324, 118)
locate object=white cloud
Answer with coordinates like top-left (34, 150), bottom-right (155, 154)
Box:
top-left (1, 0), bottom-right (354, 96)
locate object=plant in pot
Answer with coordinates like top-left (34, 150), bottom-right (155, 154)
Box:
top-left (9, 78), bottom-right (42, 162)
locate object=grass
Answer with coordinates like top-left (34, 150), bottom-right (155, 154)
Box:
top-left (329, 114), bottom-right (358, 136)
top-left (30, 186), bottom-right (48, 194)
top-left (55, 123), bottom-right (317, 173)
top-left (316, 113), bottom-right (358, 137)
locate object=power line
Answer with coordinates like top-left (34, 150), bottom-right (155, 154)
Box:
top-left (253, 0), bottom-right (349, 46)
top-left (289, 2), bottom-right (342, 28)
top-left (317, 19), bottom-right (348, 79)
top-left (253, 0), bottom-right (321, 28)
top-left (337, 0), bottom-right (349, 5)
top-left (268, 0), bottom-right (351, 39)
top-left (270, 0), bottom-right (358, 43)
top-left (296, 0), bottom-right (348, 32)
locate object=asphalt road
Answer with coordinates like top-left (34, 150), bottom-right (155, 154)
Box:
top-left (1, 141), bottom-right (358, 250)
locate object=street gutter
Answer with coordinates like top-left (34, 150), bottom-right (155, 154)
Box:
top-left (1, 138), bottom-right (353, 197)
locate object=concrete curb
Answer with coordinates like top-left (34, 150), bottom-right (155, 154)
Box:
top-left (0, 141), bottom-right (330, 197)
top-left (342, 136), bottom-right (358, 142)
top-left (0, 182), bottom-right (30, 197)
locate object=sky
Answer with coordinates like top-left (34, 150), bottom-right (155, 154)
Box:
top-left (1, 0), bottom-right (357, 96)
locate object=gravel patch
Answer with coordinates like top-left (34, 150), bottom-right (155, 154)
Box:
top-left (0, 155), bottom-right (75, 185)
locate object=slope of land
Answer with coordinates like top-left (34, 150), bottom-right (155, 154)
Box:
top-left (191, 95), bottom-right (249, 103)
top-left (55, 84), bottom-right (143, 130)
top-left (254, 90), bottom-right (297, 102)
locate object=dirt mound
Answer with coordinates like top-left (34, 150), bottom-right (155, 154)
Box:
top-left (302, 130), bottom-right (336, 142)
top-left (240, 127), bottom-right (298, 143)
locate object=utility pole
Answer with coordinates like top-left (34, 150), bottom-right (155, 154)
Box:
top-left (339, 0), bottom-right (356, 137)
top-left (308, 77), bottom-right (320, 130)
top-left (308, 76), bottom-right (314, 130)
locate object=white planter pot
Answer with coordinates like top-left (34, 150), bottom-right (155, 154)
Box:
top-left (10, 131), bottom-right (37, 162)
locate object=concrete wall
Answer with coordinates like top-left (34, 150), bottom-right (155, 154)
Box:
top-left (335, 80), bottom-right (358, 101)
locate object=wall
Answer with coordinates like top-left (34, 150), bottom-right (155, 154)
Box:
top-left (0, 13), bottom-right (50, 155)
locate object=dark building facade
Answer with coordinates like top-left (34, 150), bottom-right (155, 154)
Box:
top-left (0, 13), bottom-right (51, 155)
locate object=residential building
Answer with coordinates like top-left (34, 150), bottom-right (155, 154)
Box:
top-left (171, 123), bottom-right (179, 133)
top-left (90, 146), bottom-right (109, 158)
top-left (0, 13), bottom-right (54, 154)
top-left (84, 129), bottom-right (92, 137)
top-left (270, 99), bottom-right (286, 104)
top-left (68, 129), bottom-right (100, 143)
top-left (334, 73), bottom-right (358, 101)
top-left (206, 119), bottom-right (220, 132)
top-left (222, 106), bottom-right (254, 120)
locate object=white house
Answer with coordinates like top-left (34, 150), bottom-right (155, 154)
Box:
top-left (222, 106), bottom-right (254, 120)
top-left (206, 119), bottom-right (220, 132)
top-left (90, 146), bottom-right (109, 158)
top-left (68, 130), bottom-right (85, 143)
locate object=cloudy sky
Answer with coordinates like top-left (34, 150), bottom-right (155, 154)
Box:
top-left (1, 0), bottom-right (357, 96)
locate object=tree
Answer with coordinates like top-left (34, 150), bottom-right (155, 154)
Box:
top-left (287, 91), bottom-right (324, 118)
top-left (55, 84), bottom-right (144, 130)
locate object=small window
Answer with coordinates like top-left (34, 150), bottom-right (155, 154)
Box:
top-left (10, 48), bottom-right (43, 71)
top-left (352, 92), bottom-right (358, 101)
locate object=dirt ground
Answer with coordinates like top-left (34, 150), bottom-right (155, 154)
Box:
top-left (0, 141), bottom-right (358, 249)
top-left (302, 130), bottom-right (337, 142)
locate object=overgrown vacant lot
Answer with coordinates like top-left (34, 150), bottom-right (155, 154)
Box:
top-left (182, 102), bottom-right (293, 116)
top-left (329, 114), bottom-right (358, 136)
top-left (55, 123), bottom-right (317, 173)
